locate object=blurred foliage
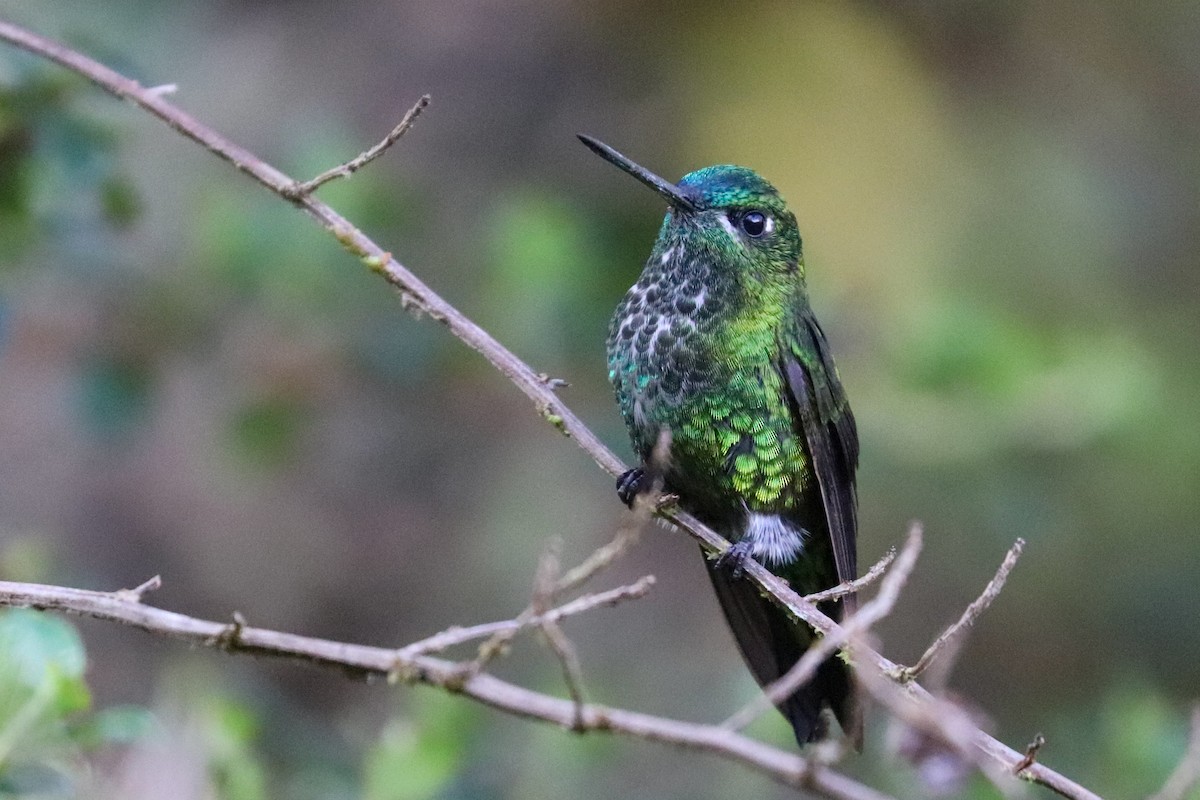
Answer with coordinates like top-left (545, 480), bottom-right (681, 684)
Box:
top-left (0, 610), bottom-right (153, 798)
top-left (0, 65), bottom-right (136, 263)
top-left (1, 1), bottom-right (1199, 798)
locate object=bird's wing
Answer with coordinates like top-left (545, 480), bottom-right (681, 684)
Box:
top-left (780, 309), bottom-right (860, 607)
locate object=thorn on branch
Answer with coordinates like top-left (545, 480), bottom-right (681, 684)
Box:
top-left (145, 83), bottom-right (177, 97)
top-left (537, 373), bottom-right (570, 390)
top-left (1014, 733), bottom-right (1046, 775)
top-left (284, 94), bottom-right (430, 199)
top-left (114, 574), bottom-right (162, 603)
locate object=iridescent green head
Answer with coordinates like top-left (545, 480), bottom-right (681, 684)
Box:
top-left (578, 135), bottom-right (804, 280)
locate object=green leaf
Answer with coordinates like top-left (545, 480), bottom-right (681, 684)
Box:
top-left (0, 610), bottom-right (87, 687)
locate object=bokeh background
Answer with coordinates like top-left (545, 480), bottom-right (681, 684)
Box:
top-left (2, 2), bottom-right (1198, 798)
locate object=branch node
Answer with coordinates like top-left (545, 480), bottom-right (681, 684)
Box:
top-left (363, 251), bottom-right (392, 274)
top-left (538, 401), bottom-right (570, 437)
top-left (211, 611), bottom-right (247, 649)
top-left (1014, 733), bottom-right (1046, 775)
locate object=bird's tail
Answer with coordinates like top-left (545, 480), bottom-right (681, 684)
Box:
top-left (705, 556), bottom-right (860, 748)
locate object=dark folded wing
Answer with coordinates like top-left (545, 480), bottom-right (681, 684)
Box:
top-left (781, 310), bottom-right (860, 608)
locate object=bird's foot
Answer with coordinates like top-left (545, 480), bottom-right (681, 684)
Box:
top-left (616, 467), bottom-right (649, 508)
top-left (715, 539), bottom-right (756, 579)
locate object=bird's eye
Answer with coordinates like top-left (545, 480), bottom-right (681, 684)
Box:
top-left (740, 211), bottom-right (768, 237)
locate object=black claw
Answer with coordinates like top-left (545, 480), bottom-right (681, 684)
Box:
top-left (616, 467), bottom-right (647, 508)
top-left (715, 539), bottom-right (755, 578)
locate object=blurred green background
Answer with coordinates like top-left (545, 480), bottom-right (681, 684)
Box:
top-left (1, 2), bottom-right (1198, 798)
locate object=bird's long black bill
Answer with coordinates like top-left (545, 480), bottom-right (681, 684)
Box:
top-left (577, 134), bottom-right (697, 212)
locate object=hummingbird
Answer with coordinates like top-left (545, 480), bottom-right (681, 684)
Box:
top-left (579, 135), bottom-right (860, 747)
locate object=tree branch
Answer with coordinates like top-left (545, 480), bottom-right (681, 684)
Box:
top-left (0, 579), bottom-right (892, 800)
top-left (0, 20), bottom-right (1103, 800)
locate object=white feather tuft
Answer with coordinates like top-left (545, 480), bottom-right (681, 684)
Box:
top-left (744, 513), bottom-right (806, 566)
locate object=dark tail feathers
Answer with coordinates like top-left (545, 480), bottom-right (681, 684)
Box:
top-left (706, 558), bottom-right (860, 748)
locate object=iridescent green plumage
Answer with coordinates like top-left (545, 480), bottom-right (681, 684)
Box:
top-left (582, 136), bottom-right (860, 747)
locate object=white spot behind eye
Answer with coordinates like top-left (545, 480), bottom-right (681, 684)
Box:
top-left (763, 215), bottom-right (775, 234)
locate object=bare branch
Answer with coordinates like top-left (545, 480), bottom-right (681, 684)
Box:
top-left (398, 576), bottom-right (654, 658)
top-left (284, 94), bottom-right (430, 197)
top-left (0, 22), bottom-right (1105, 800)
top-left (722, 524), bottom-right (922, 732)
top-left (803, 547), bottom-right (898, 604)
top-left (0, 579), bottom-right (894, 800)
top-left (1149, 704), bottom-right (1200, 800)
top-left (897, 538), bottom-right (1025, 684)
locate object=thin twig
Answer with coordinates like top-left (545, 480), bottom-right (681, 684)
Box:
top-left (1149, 704), bottom-right (1200, 800)
top-left (721, 524), bottom-right (922, 732)
top-left (897, 538), bottom-right (1025, 683)
top-left (0, 22), bottom-right (1104, 800)
top-left (114, 574), bottom-right (163, 603)
top-left (0, 579), bottom-right (894, 800)
top-left (285, 95), bottom-right (429, 197)
top-left (803, 547), bottom-right (898, 605)
top-left (532, 542), bottom-right (588, 727)
top-left (539, 618), bottom-right (587, 729)
top-left (398, 576), bottom-right (654, 658)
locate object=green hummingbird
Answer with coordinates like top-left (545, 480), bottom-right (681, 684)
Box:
top-left (580, 135), bottom-right (860, 747)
